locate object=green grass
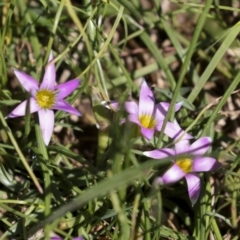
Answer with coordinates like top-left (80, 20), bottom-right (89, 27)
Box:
top-left (0, 0), bottom-right (240, 239)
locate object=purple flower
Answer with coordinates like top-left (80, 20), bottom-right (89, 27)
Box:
top-left (143, 137), bottom-right (221, 206)
top-left (124, 80), bottom-right (182, 140)
top-left (51, 236), bottom-right (83, 240)
top-left (7, 52), bottom-right (80, 145)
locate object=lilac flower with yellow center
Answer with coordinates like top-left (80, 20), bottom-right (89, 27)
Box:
top-left (143, 137), bottom-right (221, 205)
top-left (7, 52), bottom-right (80, 145)
top-left (124, 80), bottom-right (182, 140)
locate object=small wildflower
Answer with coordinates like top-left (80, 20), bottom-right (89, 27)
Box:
top-left (107, 79), bottom-right (182, 140)
top-left (7, 51), bottom-right (81, 145)
top-left (143, 137), bottom-right (221, 206)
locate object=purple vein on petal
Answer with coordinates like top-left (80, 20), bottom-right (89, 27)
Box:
top-left (185, 173), bottom-right (201, 206)
top-left (189, 137), bottom-right (211, 156)
top-left (143, 148), bottom-right (175, 159)
top-left (193, 157), bottom-right (221, 172)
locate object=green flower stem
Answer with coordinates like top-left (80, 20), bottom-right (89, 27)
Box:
top-left (210, 218), bottom-right (223, 240)
top-left (109, 171), bottom-right (130, 240)
top-left (141, 199), bottom-right (151, 240)
top-left (34, 123), bottom-right (52, 238)
top-left (0, 111), bottom-right (43, 193)
top-left (130, 193), bottom-right (141, 240)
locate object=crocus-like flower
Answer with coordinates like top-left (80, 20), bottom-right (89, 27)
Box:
top-left (124, 80), bottom-right (182, 140)
top-left (51, 236), bottom-right (83, 240)
top-left (7, 52), bottom-right (80, 145)
top-left (143, 137), bottom-right (221, 206)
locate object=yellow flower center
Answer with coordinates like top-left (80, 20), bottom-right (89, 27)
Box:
top-left (176, 158), bottom-right (192, 173)
top-left (139, 114), bottom-right (156, 129)
top-left (36, 89), bottom-right (56, 109)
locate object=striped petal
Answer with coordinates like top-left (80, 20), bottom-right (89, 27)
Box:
top-left (143, 148), bottom-right (175, 159)
top-left (164, 121), bottom-right (193, 140)
top-left (189, 137), bottom-right (212, 156)
top-left (155, 102), bottom-right (182, 119)
top-left (185, 173), bottom-right (201, 206)
top-left (193, 157), bottom-right (221, 172)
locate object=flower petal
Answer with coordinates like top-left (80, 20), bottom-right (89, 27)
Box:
top-left (141, 127), bottom-right (154, 140)
top-left (138, 80), bottom-right (155, 117)
top-left (143, 148), bottom-right (175, 159)
top-left (102, 100), bottom-right (119, 111)
top-left (175, 140), bottom-right (190, 155)
top-left (128, 114), bottom-right (141, 125)
top-left (154, 107), bottom-right (165, 121)
top-left (53, 100), bottom-right (81, 116)
top-left (193, 157), bottom-right (221, 172)
top-left (155, 120), bottom-right (163, 131)
top-left (162, 102), bottom-right (182, 112)
top-left (164, 120), bottom-right (193, 140)
top-left (14, 69), bottom-right (39, 94)
top-left (189, 137), bottom-right (212, 156)
top-left (40, 51), bottom-right (56, 90)
top-left (7, 98), bottom-right (40, 118)
top-left (38, 109), bottom-right (54, 145)
top-left (56, 79), bottom-right (80, 99)
top-left (155, 102), bottom-right (182, 119)
top-left (125, 101), bottom-right (139, 115)
top-left (185, 173), bottom-right (201, 206)
top-left (160, 163), bottom-right (186, 184)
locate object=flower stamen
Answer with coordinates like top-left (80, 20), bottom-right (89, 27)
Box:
top-left (139, 114), bottom-right (156, 129)
top-left (176, 158), bottom-right (192, 173)
top-left (36, 89), bottom-right (55, 109)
